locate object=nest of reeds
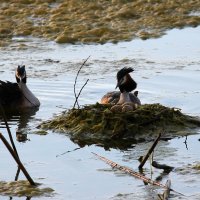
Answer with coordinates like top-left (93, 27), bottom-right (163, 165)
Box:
top-left (40, 103), bottom-right (200, 149)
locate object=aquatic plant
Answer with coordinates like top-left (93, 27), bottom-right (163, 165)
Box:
top-left (1, 0), bottom-right (200, 46)
top-left (40, 103), bottom-right (200, 149)
top-left (0, 180), bottom-right (54, 197)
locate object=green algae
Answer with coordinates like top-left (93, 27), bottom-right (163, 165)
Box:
top-left (0, 180), bottom-right (54, 197)
top-left (40, 103), bottom-right (200, 149)
top-left (176, 162), bottom-right (200, 176)
top-left (0, 0), bottom-right (200, 46)
top-left (192, 163), bottom-right (200, 171)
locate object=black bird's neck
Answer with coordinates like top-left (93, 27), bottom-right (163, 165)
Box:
top-left (119, 74), bottom-right (137, 93)
top-left (16, 76), bottom-right (26, 84)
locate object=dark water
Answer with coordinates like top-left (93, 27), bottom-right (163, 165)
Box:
top-left (0, 27), bottom-right (200, 199)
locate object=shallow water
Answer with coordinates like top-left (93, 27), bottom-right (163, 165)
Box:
top-left (0, 26), bottom-right (200, 199)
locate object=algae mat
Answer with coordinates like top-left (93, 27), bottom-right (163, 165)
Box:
top-left (1, 0), bottom-right (200, 46)
top-left (40, 103), bottom-right (200, 149)
top-left (0, 180), bottom-right (54, 197)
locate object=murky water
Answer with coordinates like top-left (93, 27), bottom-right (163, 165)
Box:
top-left (0, 26), bottom-right (200, 199)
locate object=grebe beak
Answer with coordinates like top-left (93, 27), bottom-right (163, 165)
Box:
top-left (115, 76), bottom-right (126, 89)
top-left (115, 82), bottom-right (119, 89)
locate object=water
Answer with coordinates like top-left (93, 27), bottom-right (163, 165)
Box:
top-left (0, 26), bottom-right (200, 199)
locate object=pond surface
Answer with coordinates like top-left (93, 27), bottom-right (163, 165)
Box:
top-left (0, 26), bottom-right (200, 199)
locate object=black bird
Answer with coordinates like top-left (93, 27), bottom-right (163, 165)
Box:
top-left (116, 67), bottom-right (137, 92)
top-left (101, 67), bottom-right (141, 105)
top-left (0, 65), bottom-right (40, 110)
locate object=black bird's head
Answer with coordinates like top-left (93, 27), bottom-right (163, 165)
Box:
top-left (15, 65), bottom-right (26, 84)
top-left (115, 67), bottom-right (137, 93)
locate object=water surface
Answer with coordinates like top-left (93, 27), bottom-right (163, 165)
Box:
top-left (0, 27), bottom-right (200, 199)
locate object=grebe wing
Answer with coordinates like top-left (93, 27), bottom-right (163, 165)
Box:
top-left (0, 81), bottom-right (22, 106)
top-left (100, 91), bottom-right (120, 104)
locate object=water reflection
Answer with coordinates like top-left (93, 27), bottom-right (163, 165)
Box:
top-left (8, 167), bottom-right (33, 200)
top-left (0, 107), bottom-right (39, 143)
top-left (0, 27), bottom-right (199, 199)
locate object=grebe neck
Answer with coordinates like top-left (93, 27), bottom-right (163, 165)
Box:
top-left (117, 91), bottom-right (131, 104)
top-left (18, 82), bottom-right (40, 107)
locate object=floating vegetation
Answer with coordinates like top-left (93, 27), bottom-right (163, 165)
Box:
top-left (0, 0), bottom-right (200, 46)
top-left (0, 180), bottom-right (54, 197)
top-left (40, 103), bottom-right (200, 149)
top-left (176, 162), bottom-right (200, 176)
top-left (192, 163), bottom-right (200, 171)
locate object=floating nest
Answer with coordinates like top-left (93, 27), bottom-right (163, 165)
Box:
top-left (40, 103), bottom-right (200, 149)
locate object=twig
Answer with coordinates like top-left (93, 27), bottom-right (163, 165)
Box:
top-left (150, 150), bottom-right (154, 179)
top-left (92, 152), bottom-right (183, 196)
top-left (139, 132), bottom-right (162, 169)
top-left (73, 56), bottom-right (90, 109)
top-left (15, 167), bottom-right (21, 181)
top-left (0, 103), bottom-right (21, 180)
top-left (0, 133), bottom-right (36, 186)
top-left (73, 79), bottom-right (89, 109)
top-left (183, 135), bottom-right (188, 150)
top-left (0, 104), bottom-right (19, 157)
top-left (158, 179), bottom-right (171, 200)
top-left (56, 147), bottom-right (81, 157)
top-left (163, 180), bottom-right (171, 200)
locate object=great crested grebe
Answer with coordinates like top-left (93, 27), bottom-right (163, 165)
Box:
top-left (0, 65), bottom-right (40, 109)
top-left (101, 67), bottom-right (141, 105)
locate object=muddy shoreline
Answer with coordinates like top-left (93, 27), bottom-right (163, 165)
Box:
top-left (1, 0), bottom-right (200, 46)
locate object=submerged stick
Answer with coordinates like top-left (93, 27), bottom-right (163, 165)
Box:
top-left (56, 147), bottom-right (81, 157)
top-left (0, 104), bottom-right (19, 157)
top-left (158, 179), bottom-right (171, 200)
top-left (92, 152), bottom-right (166, 188)
top-left (0, 103), bottom-right (21, 180)
top-left (92, 152), bottom-right (183, 196)
top-left (0, 133), bottom-right (36, 186)
top-left (15, 167), bottom-right (21, 181)
top-left (73, 56), bottom-right (90, 109)
top-left (138, 132), bottom-right (162, 169)
top-left (163, 180), bottom-right (171, 200)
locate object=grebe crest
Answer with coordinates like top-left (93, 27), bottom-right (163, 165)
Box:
top-left (116, 67), bottom-right (137, 93)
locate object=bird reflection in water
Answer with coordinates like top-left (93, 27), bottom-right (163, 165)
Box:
top-left (0, 106), bottom-right (39, 143)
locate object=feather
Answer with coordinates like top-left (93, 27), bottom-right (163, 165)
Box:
top-left (0, 81), bottom-right (22, 107)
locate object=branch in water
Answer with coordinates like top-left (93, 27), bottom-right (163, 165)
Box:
top-left (73, 79), bottom-right (89, 109)
top-left (73, 56), bottom-right (90, 109)
top-left (0, 103), bottom-right (21, 180)
top-left (138, 132), bottom-right (162, 169)
top-left (92, 152), bottom-right (184, 196)
top-left (0, 133), bottom-right (36, 186)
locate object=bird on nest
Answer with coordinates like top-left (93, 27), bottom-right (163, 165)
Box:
top-left (0, 65), bottom-right (40, 110)
top-left (101, 67), bottom-right (141, 112)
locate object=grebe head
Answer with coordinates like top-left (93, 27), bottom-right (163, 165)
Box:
top-left (115, 67), bottom-right (137, 93)
top-left (15, 65), bottom-right (26, 84)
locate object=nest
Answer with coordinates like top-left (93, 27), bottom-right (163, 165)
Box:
top-left (40, 103), bottom-right (200, 149)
